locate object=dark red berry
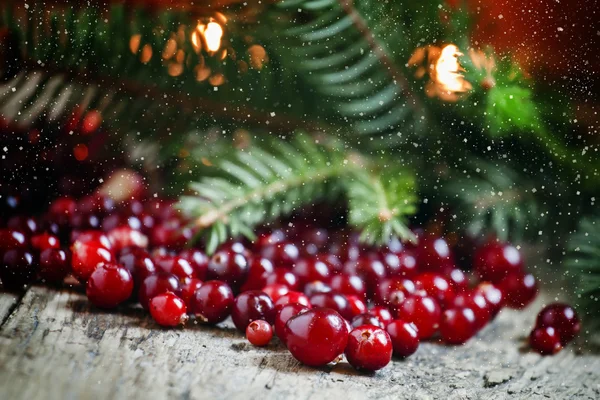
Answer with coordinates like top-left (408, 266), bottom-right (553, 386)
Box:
top-left (309, 292), bottom-right (352, 320)
top-left (446, 268), bottom-right (468, 293)
top-left (346, 295), bottom-right (367, 317)
top-left (314, 253), bottom-right (343, 274)
top-left (190, 280), bottom-right (234, 324)
top-left (246, 320), bottom-right (273, 347)
top-left (274, 303), bottom-right (310, 343)
top-left (179, 249), bottom-right (209, 281)
top-left (149, 292), bottom-right (188, 327)
top-left (39, 248), bottom-right (71, 283)
top-left (262, 283), bottom-right (290, 302)
top-left (499, 272), bottom-right (538, 309)
top-left (107, 226), bottom-right (148, 252)
top-left (156, 256), bottom-right (195, 281)
top-left (255, 229), bottom-right (286, 248)
top-left (260, 241), bottom-right (299, 267)
top-left (530, 326), bottom-right (562, 355)
top-left (86, 263), bottom-right (134, 309)
top-left (180, 278), bottom-right (203, 306)
top-left (7, 216), bottom-right (38, 236)
top-left (329, 275), bottom-right (366, 300)
top-left (394, 295), bottom-right (441, 339)
top-left (474, 282), bottom-right (504, 315)
top-left (351, 313), bottom-right (384, 329)
top-left (415, 273), bottom-right (455, 309)
top-left (138, 273), bottom-right (182, 310)
top-left (31, 233), bottom-right (60, 251)
top-left (231, 290), bottom-right (276, 331)
top-left (0, 249), bottom-right (37, 290)
top-left (373, 277), bottom-right (415, 307)
top-left (264, 269), bottom-right (299, 290)
top-left (150, 219), bottom-right (192, 250)
top-left (535, 303), bottom-right (580, 344)
top-left (370, 306), bottom-right (394, 328)
top-left (294, 258), bottom-right (331, 288)
top-left (345, 326), bottom-right (392, 371)
top-left (474, 241), bottom-right (523, 283)
top-left (302, 280), bottom-right (332, 297)
top-left (284, 308), bottom-right (349, 367)
top-left (0, 229), bottom-right (27, 252)
top-left (416, 236), bottom-right (454, 272)
top-left (381, 251), bottom-right (418, 278)
top-left (207, 249), bottom-right (249, 290)
top-left (386, 320), bottom-right (420, 357)
top-left (343, 257), bottom-right (386, 293)
top-left (274, 291), bottom-right (311, 308)
top-left (240, 257), bottom-right (274, 291)
top-left (440, 307), bottom-right (477, 344)
top-left (451, 291), bottom-right (492, 330)
top-left (118, 248), bottom-right (156, 287)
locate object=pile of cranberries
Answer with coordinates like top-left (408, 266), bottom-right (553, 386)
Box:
top-left (0, 191), bottom-right (580, 372)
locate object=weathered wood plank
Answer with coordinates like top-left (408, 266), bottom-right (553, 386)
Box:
top-left (0, 291), bottom-right (21, 325)
top-left (0, 285), bottom-right (598, 400)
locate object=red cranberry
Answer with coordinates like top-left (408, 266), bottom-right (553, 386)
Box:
top-left (294, 258), bottom-right (331, 287)
top-left (309, 292), bottom-right (352, 320)
top-left (260, 241), bottom-right (299, 267)
top-left (102, 214), bottom-right (142, 232)
top-left (49, 197), bottom-right (76, 221)
top-left (415, 273), bottom-right (455, 309)
top-left (7, 216), bottom-right (38, 236)
top-left (231, 290), bottom-right (276, 331)
top-left (343, 257), bottom-right (386, 293)
top-left (373, 277), bottom-right (416, 307)
top-left (329, 275), bottom-right (366, 300)
top-left (530, 326), bottom-right (563, 355)
top-left (394, 295), bottom-right (441, 339)
top-left (0, 229), bottom-right (27, 252)
top-left (345, 326), bottom-right (392, 371)
top-left (74, 231), bottom-right (112, 249)
top-left (70, 212), bottom-right (101, 230)
top-left (535, 303), bottom-right (581, 344)
top-left (274, 291), bottom-right (311, 308)
top-left (150, 219), bottom-right (192, 249)
top-left (180, 278), bottom-right (203, 306)
top-left (190, 280), bottom-right (234, 324)
top-left (264, 269), bottom-right (299, 290)
top-left (0, 249), bottom-right (37, 290)
top-left (416, 236), bottom-right (454, 272)
top-left (149, 292), bottom-right (188, 327)
top-left (274, 303), bottom-right (310, 343)
top-left (86, 263), bottom-right (133, 309)
top-left (294, 226), bottom-right (329, 255)
top-left (138, 273), bottom-right (182, 310)
top-left (346, 295), bottom-right (367, 317)
top-left (303, 280), bottom-right (332, 297)
top-left (220, 240), bottom-right (252, 257)
top-left (255, 229), bottom-right (286, 248)
top-left (370, 306), bottom-right (394, 328)
top-left (381, 251), bottom-right (418, 278)
top-left (314, 253), bottom-right (343, 274)
top-left (31, 233), bottom-right (60, 251)
top-left (451, 291), bottom-right (492, 330)
top-left (107, 226), bottom-right (148, 252)
top-left (446, 268), bottom-right (468, 292)
top-left (156, 256), bottom-right (194, 281)
top-left (474, 282), bottom-right (504, 315)
top-left (118, 248), bottom-right (156, 286)
top-left (240, 257), bottom-right (274, 291)
top-left (284, 308), bottom-right (349, 367)
top-left (262, 283), bottom-right (290, 302)
top-left (386, 320), bottom-right (420, 357)
top-left (246, 320), bottom-right (273, 347)
top-left (39, 248), bottom-right (71, 283)
top-left (474, 241), bottom-right (523, 283)
top-left (178, 249), bottom-right (209, 281)
top-left (440, 307), bottom-right (477, 344)
top-left (499, 272), bottom-right (538, 309)
top-left (351, 313), bottom-right (384, 329)
top-left (207, 249), bottom-right (249, 290)
top-left (145, 199), bottom-right (178, 221)
top-left (71, 240), bottom-right (115, 282)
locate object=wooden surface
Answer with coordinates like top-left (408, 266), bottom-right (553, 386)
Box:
top-left (0, 285), bottom-right (598, 400)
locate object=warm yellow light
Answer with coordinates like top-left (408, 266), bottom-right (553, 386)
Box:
top-left (203, 22), bottom-right (223, 52)
top-left (435, 45), bottom-right (470, 94)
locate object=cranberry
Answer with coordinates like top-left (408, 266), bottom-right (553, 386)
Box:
top-left (284, 308), bottom-right (349, 367)
top-left (474, 241), bottom-right (523, 283)
top-left (260, 241), bottom-right (299, 267)
top-left (207, 249), bottom-right (249, 290)
top-left (246, 320), bottom-right (273, 347)
top-left (440, 307), bottom-right (477, 344)
top-left (386, 320), bottom-right (420, 357)
top-left (102, 214), bottom-right (142, 232)
top-left (474, 282), bottom-right (504, 315)
top-left (303, 280), bottom-right (332, 297)
top-left (343, 257), bottom-right (386, 293)
top-left (451, 291), bottom-right (492, 330)
top-left (535, 303), bottom-right (581, 344)
top-left (156, 256), bottom-right (194, 281)
top-left (274, 291), bottom-right (311, 308)
top-left (180, 278), bottom-right (203, 306)
top-left (74, 231), bottom-right (112, 249)
top-left (294, 258), bottom-right (331, 287)
top-left (314, 253), bottom-right (343, 274)
top-left (370, 306), bottom-right (394, 328)
top-left (31, 233), bottom-right (60, 251)
top-left (309, 292), bottom-right (352, 320)
top-left (0, 249), bottom-right (37, 290)
top-left (446, 268), bottom-right (468, 292)
top-left (416, 236), bottom-right (454, 272)
top-left (39, 248), bottom-right (71, 283)
top-left (0, 229), bottom-right (27, 252)
top-left (220, 240), bottom-right (252, 257)
top-left (499, 272), bottom-right (538, 309)
top-left (49, 197), bottom-right (76, 221)
top-left (381, 251), bottom-right (418, 278)
top-left (179, 249), bottom-right (210, 281)
top-left (415, 273), bottom-right (455, 309)
top-left (107, 226), bottom-right (148, 251)
top-left (149, 292), bottom-right (188, 327)
top-left (346, 295), bottom-right (367, 317)
top-left (262, 283), bottom-right (290, 302)
top-left (190, 280), bottom-right (234, 324)
top-left (394, 295), bottom-right (441, 339)
top-left (274, 303), bottom-right (310, 343)
top-left (231, 290), bottom-right (276, 331)
top-left (345, 326), bottom-right (392, 371)
top-left (118, 248), bottom-right (156, 286)
top-left (70, 212), bottom-right (101, 230)
top-left (351, 313), bottom-right (384, 329)
top-left (240, 257), bottom-right (274, 291)
top-left (294, 226), bottom-right (329, 255)
top-left (264, 269), bottom-right (299, 290)
top-left (329, 275), bottom-right (366, 300)
top-left (7, 216), bottom-right (38, 236)
top-left (529, 326), bottom-right (562, 355)
top-left (86, 263), bottom-right (133, 308)
top-left (138, 273), bottom-right (181, 310)
top-left (151, 219), bottom-right (192, 249)
top-left (71, 240), bottom-right (115, 282)
top-left (373, 277), bottom-right (416, 307)
top-left (255, 229), bottom-right (286, 248)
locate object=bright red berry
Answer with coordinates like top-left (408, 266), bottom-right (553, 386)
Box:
top-left (343, 257), bottom-right (386, 294)
top-left (138, 273), bottom-right (181, 310)
top-left (86, 263), bottom-right (134, 309)
top-left (260, 241), bottom-right (299, 267)
top-left (474, 282), bottom-right (504, 316)
top-left (274, 303), bottom-right (310, 343)
top-left (373, 277), bottom-right (416, 307)
top-left (309, 291), bottom-right (353, 320)
top-left (39, 248), bottom-right (71, 283)
top-left (535, 303), bottom-right (580, 344)
top-left (190, 280), bottom-right (234, 324)
top-left (155, 256), bottom-right (195, 281)
top-left (180, 278), bottom-right (203, 306)
top-left (530, 326), bottom-right (562, 355)
top-left (415, 273), bottom-right (455, 309)
top-left (381, 251), bottom-right (418, 278)
top-left (118, 248), bottom-right (156, 287)
top-left (284, 308), bottom-right (349, 367)
top-left (386, 320), bottom-right (419, 357)
top-left (0, 229), bottom-right (27, 252)
top-left (107, 226), bottom-right (148, 252)
top-left (150, 219), bottom-right (192, 250)
top-left (71, 233), bottom-right (115, 282)
top-left (179, 249), bottom-right (209, 281)
top-left (293, 258), bottom-right (331, 287)
top-left (346, 295), bottom-right (367, 318)
top-left (451, 291), bottom-right (492, 330)
top-left (440, 307), bottom-right (477, 344)
top-left (149, 292), bottom-right (188, 327)
top-left (474, 241), bottom-right (523, 283)
top-left (264, 269), bottom-right (299, 290)
top-left (274, 291), bottom-right (311, 308)
top-left (345, 326), bottom-right (393, 371)
top-left (329, 275), bottom-right (366, 300)
top-left (246, 320), bottom-right (273, 347)
top-left (31, 233), bottom-right (60, 251)
top-left (240, 257), bottom-right (274, 291)
top-left (262, 283), bottom-right (290, 302)
top-left (499, 272), bottom-right (538, 309)
top-left (394, 295), bottom-right (441, 339)
top-left (231, 290), bottom-right (276, 331)
top-left (370, 306), bottom-right (393, 328)
top-left (351, 313), bottom-right (384, 329)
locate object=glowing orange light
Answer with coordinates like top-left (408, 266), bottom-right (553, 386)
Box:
top-left (194, 21), bottom-right (223, 53)
top-left (435, 45), bottom-right (471, 95)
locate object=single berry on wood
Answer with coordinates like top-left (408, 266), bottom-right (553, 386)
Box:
top-left (529, 326), bottom-right (563, 355)
top-left (86, 263), bottom-right (134, 309)
top-left (190, 280), bottom-right (234, 324)
top-left (231, 290), bottom-right (276, 331)
top-left (149, 292), bottom-right (188, 327)
top-left (386, 320), bottom-right (420, 357)
top-left (535, 303), bottom-right (580, 345)
top-left (246, 320), bottom-right (273, 347)
top-left (345, 326), bottom-right (393, 372)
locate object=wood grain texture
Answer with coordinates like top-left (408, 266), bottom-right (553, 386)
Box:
top-left (0, 285), bottom-right (598, 400)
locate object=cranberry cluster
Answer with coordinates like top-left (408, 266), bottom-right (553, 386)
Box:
top-left (0, 191), bottom-right (579, 373)
top-left (529, 303), bottom-right (581, 355)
